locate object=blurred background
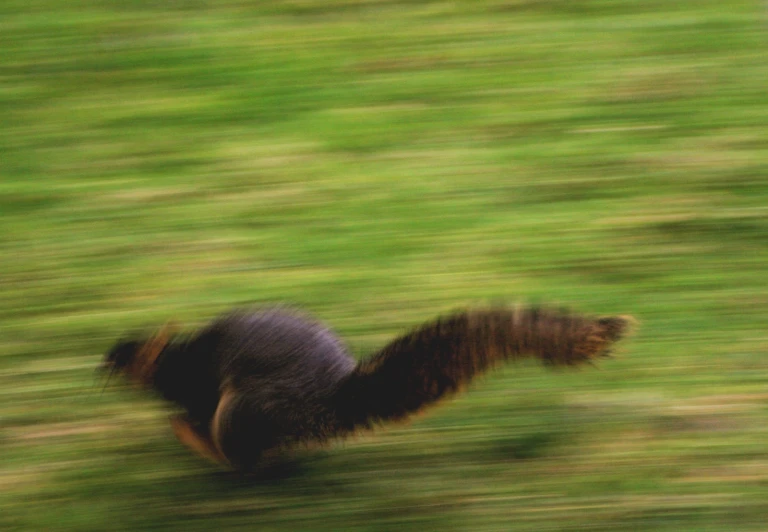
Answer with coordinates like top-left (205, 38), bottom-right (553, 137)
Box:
top-left (2, 0), bottom-right (767, 530)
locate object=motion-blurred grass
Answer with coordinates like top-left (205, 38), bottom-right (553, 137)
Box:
top-left (2, 0), bottom-right (768, 530)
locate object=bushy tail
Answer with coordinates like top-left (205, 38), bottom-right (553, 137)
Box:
top-left (333, 308), bottom-right (632, 431)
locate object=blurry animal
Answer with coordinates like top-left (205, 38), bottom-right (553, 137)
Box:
top-left (103, 306), bottom-right (632, 472)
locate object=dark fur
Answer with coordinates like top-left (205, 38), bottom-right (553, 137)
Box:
top-left (104, 307), bottom-right (632, 471)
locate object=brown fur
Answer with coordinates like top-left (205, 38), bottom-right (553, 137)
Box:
top-left (127, 324), bottom-right (176, 386)
top-left (103, 306), bottom-right (633, 472)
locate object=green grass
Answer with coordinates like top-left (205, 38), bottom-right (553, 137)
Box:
top-left (2, 0), bottom-right (768, 530)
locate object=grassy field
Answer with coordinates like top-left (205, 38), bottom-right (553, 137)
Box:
top-left (2, 0), bottom-right (768, 530)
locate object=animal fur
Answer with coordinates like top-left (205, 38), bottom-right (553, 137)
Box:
top-left (103, 306), bottom-right (632, 472)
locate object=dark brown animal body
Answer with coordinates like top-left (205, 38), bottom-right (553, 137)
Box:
top-left (105, 307), bottom-right (631, 472)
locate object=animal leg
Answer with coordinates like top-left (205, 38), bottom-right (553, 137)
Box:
top-left (170, 414), bottom-right (227, 465)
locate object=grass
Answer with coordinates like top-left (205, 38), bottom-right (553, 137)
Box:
top-left (2, 0), bottom-right (768, 530)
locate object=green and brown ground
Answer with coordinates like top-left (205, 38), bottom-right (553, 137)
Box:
top-left (2, 1), bottom-right (768, 529)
